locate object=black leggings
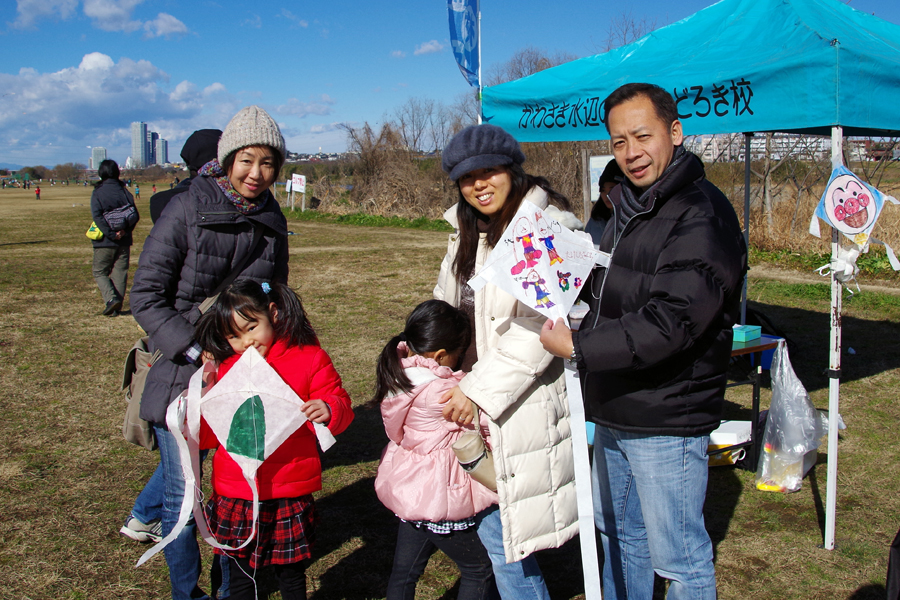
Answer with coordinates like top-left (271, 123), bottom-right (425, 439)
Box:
top-left (386, 520), bottom-right (497, 600)
top-left (227, 556), bottom-right (307, 600)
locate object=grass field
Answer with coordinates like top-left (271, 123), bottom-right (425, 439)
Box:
top-left (0, 185), bottom-right (898, 599)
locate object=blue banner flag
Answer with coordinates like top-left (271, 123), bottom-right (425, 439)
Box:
top-left (448, 0), bottom-right (479, 88)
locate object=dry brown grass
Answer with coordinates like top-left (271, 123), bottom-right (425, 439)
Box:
top-left (0, 185), bottom-right (898, 599)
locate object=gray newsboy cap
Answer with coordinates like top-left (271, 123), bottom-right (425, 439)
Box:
top-left (442, 124), bottom-right (526, 182)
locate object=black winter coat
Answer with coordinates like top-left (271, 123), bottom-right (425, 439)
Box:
top-left (131, 175), bottom-right (289, 424)
top-left (575, 151), bottom-right (747, 436)
top-left (90, 179), bottom-right (138, 248)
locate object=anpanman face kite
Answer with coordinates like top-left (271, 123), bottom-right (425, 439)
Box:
top-left (824, 174), bottom-right (876, 235)
top-left (813, 166), bottom-right (887, 247)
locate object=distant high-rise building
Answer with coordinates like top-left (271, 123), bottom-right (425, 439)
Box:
top-left (155, 139), bottom-right (168, 165)
top-left (131, 122), bottom-right (148, 168)
top-left (91, 147), bottom-right (107, 170)
top-left (148, 131), bottom-right (159, 165)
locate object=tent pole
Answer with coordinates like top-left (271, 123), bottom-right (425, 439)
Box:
top-left (741, 133), bottom-right (752, 324)
top-left (824, 126), bottom-right (843, 551)
top-left (476, 0), bottom-right (482, 125)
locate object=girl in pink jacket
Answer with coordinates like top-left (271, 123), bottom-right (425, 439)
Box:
top-left (373, 300), bottom-right (498, 600)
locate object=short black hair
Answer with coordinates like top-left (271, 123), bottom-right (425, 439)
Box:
top-left (603, 83), bottom-right (678, 133)
top-left (97, 159), bottom-right (120, 181)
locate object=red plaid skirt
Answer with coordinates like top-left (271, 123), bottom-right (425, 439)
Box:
top-left (205, 494), bottom-right (316, 568)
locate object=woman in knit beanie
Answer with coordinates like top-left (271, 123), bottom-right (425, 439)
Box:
top-left (199, 105), bottom-right (287, 212)
top-left (433, 124), bottom-right (579, 600)
top-left (126, 104), bottom-right (290, 600)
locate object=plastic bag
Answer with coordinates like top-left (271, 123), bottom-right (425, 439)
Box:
top-left (755, 340), bottom-right (828, 492)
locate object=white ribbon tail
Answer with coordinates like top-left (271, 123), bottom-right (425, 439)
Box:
top-left (870, 237), bottom-right (900, 271)
top-left (564, 317), bottom-right (602, 600)
top-left (467, 264), bottom-right (494, 292)
top-left (196, 470), bottom-right (260, 552)
top-left (809, 214), bottom-right (821, 238)
top-left (314, 422), bottom-right (336, 451)
top-left (137, 390), bottom-right (199, 567)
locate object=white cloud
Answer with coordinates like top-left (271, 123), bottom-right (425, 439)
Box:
top-left (414, 40), bottom-right (444, 55)
top-left (83, 0), bottom-right (144, 33)
top-left (79, 52), bottom-right (115, 71)
top-left (243, 14), bottom-right (262, 28)
top-left (143, 13), bottom-right (189, 38)
top-left (391, 50), bottom-right (406, 58)
top-left (309, 123), bottom-right (343, 134)
top-left (12, 0), bottom-right (77, 29)
top-left (280, 9), bottom-right (308, 27)
top-left (272, 96), bottom-right (335, 119)
top-left (0, 53), bottom-right (212, 165)
top-left (203, 83), bottom-right (227, 95)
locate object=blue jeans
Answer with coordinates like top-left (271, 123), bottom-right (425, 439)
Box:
top-left (153, 425), bottom-right (232, 600)
top-left (591, 426), bottom-right (716, 600)
top-left (132, 461), bottom-right (164, 525)
top-left (475, 505), bottom-right (550, 600)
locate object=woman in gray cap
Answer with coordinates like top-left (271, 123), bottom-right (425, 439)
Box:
top-left (434, 124), bottom-right (579, 599)
top-left (125, 105), bottom-right (288, 600)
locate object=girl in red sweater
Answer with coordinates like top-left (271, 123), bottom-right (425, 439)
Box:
top-left (195, 279), bottom-right (353, 600)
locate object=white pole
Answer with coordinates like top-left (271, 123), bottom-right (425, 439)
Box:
top-left (564, 328), bottom-right (602, 600)
top-left (476, 0), bottom-right (482, 125)
top-left (824, 126), bottom-right (843, 551)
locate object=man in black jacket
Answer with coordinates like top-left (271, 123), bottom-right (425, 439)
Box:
top-left (541, 83), bottom-right (747, 600)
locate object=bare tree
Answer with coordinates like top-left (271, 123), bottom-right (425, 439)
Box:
top-left (393, 97), bottom-right (436, 153)
top-left (486, 46), bottom-right (577, 86)
top-left (604, 10), bottom-right (658, 52)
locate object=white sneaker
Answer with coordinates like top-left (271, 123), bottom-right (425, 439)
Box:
top-left (120, 515), bottom-right (162, 543)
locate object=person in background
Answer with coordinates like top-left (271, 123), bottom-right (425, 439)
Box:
top-left (149, 129), bottom-right (223, 223)
top-left (540, 83), bottom-right (747, 600)
top-left (583, 159), bottom-right (623, 246)
top-left (35, 185), bottom-right (41, 200)
top-left (436, 124), bottom-right (579, 600)
top-left (128, 106), bottom-right (288, 600)
top-left (89, 159), bottom-right (138, 316)
top-left (134, 184), bottom-right (141, 200)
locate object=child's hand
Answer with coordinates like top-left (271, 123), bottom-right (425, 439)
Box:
top-left (303, 400), bottom-right (331, 424)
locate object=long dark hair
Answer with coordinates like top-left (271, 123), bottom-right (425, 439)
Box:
top-left (94, 159), bottom-right (124, 190)
top-left (371, 299), bottom-right (471, 405)
top-left (451, 162), bottom-right (571, 287)
top-left (195, 279), bottom-right (317, 363)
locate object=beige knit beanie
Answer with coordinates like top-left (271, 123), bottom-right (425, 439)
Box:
top-left (217, 105), bottom-right (286, 165)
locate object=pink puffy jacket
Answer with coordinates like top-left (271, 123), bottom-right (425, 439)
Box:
top-left (374, 350), bottom-right (497, 522)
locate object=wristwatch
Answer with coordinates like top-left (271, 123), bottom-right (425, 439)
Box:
top-left (569, 346), bottom-right (577, 361)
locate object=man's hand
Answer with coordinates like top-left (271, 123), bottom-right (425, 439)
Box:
top-left (540, 317), bottom-right (574, 359)
top-left (439, 385), bottom-right (476, 425)
top-left (303, 400), bottom-right (331, 424)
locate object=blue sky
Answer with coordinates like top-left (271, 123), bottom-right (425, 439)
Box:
top-left (2, 0), bottom-right (899, 168)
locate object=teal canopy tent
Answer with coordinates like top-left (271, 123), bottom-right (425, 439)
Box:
top-left (482, 0), bottom-right (900, 139)
top-left (482, 0), bottom-right (900, 558)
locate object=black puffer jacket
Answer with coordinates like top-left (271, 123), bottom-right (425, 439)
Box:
top-left (574, 150), bottom-right (747, 436)
top-left (131, 175), bottom-right (289, 424)
top-left (90, 179), bottom-right (138, 248)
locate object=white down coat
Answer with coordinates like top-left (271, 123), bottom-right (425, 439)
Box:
top-left (434, 187), bottom-right (578, 563)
